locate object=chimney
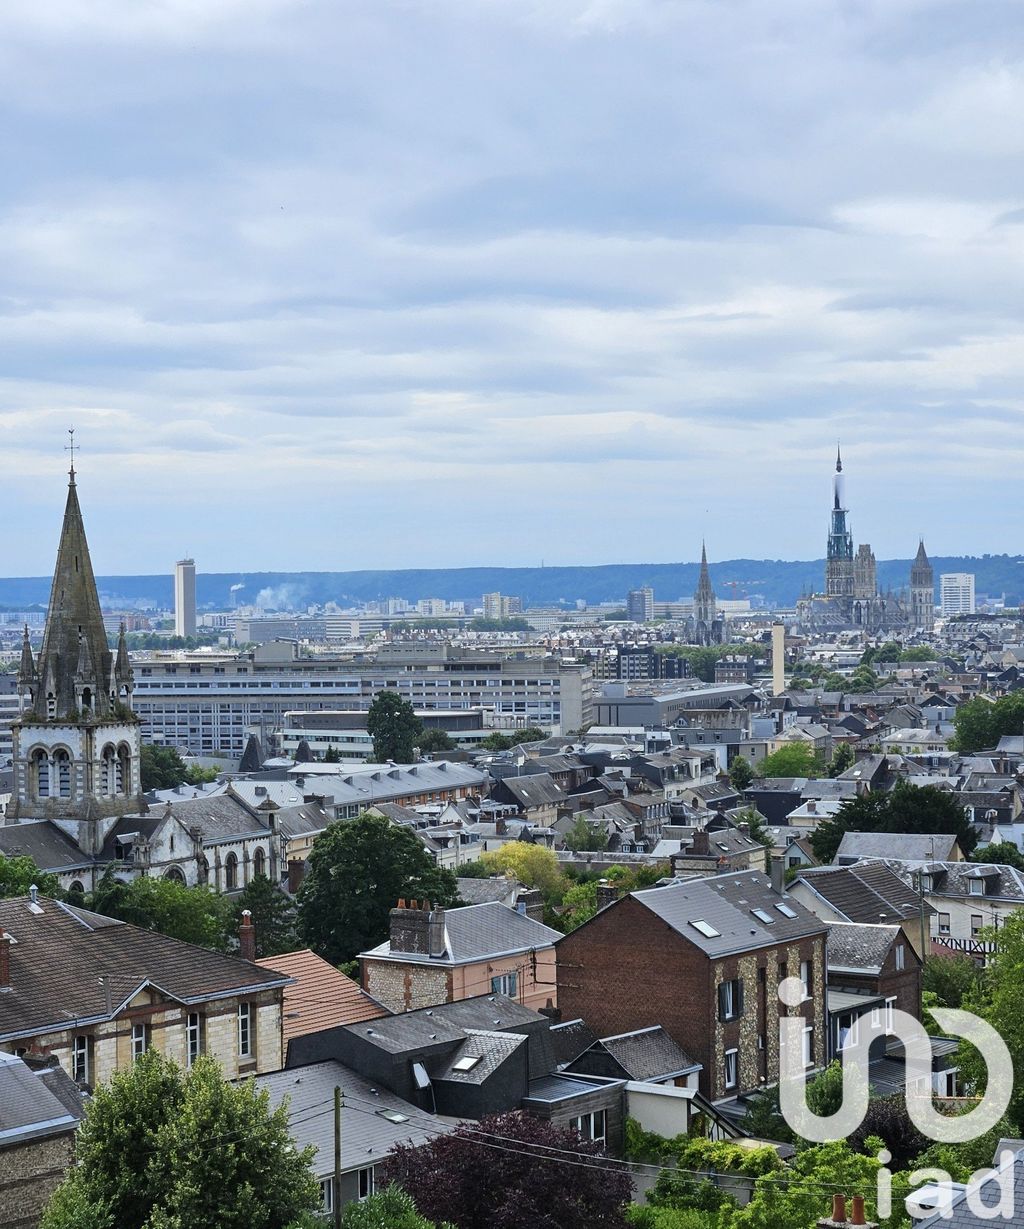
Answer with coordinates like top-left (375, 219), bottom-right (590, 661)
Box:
top-left (807, 799), bottom-right (816, 813)
top-left (815, 1193), bottom-right (877, 1229)
top-left (770, 858), bottom-right (785, 894)
top-left (596, 880), bottom-right (619, 911)
top-left (390, 900), bottom-right (432, 954)
top-left (239, 910), bottom-right (256, 962)
top-left (691, 828), bottom-right (710, 856)
top-left (738, 821), bottom-right (749, 836)
top-left (287, 859), bottom-right (305, 893)
top-left (495, 815), bottom-right (507, 836)
top-left (0, 931), bottom-right (11, 991)
top-left (427, 906), bottom-right (446, 959)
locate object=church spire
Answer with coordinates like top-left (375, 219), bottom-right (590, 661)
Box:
top-left (30, 470), bottom-right (114, 720)
top-left (18, 625), bottom-right (35, 689)
top-left (836, 443), bottom-right (842, 473)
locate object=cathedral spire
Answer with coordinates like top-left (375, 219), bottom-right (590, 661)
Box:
top-left (18, 625), bottom-right (35, 689)
top-left (836, 443), bottom-right (842, 473)
top-left (30, 470), bottom-right (114, 721)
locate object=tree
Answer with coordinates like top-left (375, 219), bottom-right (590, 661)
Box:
top-left (754, 743), bottom-right (823, 779)
top-left (809, 780), bottom-right (977, 863)
top-left (0, 854), bottom-right (64, 900)
top-left (951, 692), bottom-right (1024, 755)
top-left (87, 868), bottom-right (232, 951)
top-left (848, 1094), bottom-right (926, 1171)
top-left (974, 841), bottom-right (1024, 871)
top-left (559, 879), bottom-right (599, 930)
top-left (41, 1051), bottom-right (318, 1229)
top-left (564, 815), bottom-right (609, 853)
top-left (297, 813), bottom-right (459, 964)
top-left (232, 875), bottom-right (298, 958)
top-left (417, 728), bottom-right (456, 753)
top-left (827, 742), bottom-right (855, 777)
top-left (322, 745), bottom-right (342, 762)
top-left (139, 744), bottom-right (190, 791)
top-left (479, 843), bottom-right (564, 899)
top-left (922, 955), bottom-right (982, 1009)
top-left (729, 756), bottom-right (754, 791)
top-left (342, 1186), bottom-right (449, 1229)
top-left (381, 1110), bottom-right (633, 1229)
top-left (366, 690), bottom-right (423, 762)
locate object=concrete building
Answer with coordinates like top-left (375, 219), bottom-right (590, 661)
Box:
top-left (626, 587), bottom-right (654, 623)
top-left (940, 573), bottom-right (976, 616)
top-left (482, 592), bottom-right (522, 620)
top-left (174, 558), bottom-right (197, 638)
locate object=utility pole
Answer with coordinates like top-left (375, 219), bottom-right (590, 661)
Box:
top-left (333, 1085), bottom-right (343, 1229)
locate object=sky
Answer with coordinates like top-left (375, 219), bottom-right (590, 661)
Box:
top-left (1, 0), bottom-right (1023, 575)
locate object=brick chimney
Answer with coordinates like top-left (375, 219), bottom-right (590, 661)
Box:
top-left (691, 828), bottom-right (710, 855)
top-left (596, 880), bottom-right (619, 911)
top-left (0, 931), bottom-right (11, 991)
top-left (239, 910), bottom-right (256, 962)
top-left (390, 899), bottom-right (432, 954)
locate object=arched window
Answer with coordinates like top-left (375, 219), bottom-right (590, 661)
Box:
top-left (53, 749), bottom-right (72, 799)
top-left (253, 847), bottom-right (266, 879)
top-left (32, 749), bottom-right (50, 799)
top-left (198, 856), bottom-right (209, 885)
top-left (81, 687), bottom-right (92, 715)
top-left (102, 745), bottom-right (117, 796)
top-left (117, 746), bottom-right (131, 795)
top-left (225, 853), bottom-right (238, 891)
top-left (68, 880), bottom-right (85, 898)
top-left (165, 866), bottom-right (186, 884)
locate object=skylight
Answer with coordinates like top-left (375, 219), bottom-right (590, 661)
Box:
top-left (452, 1055), bottom-right (481, 1072)
top-left (689, 919), bottom-right (721, 938)
top-left (750, 908), bottom-right (774, 924)
top-left (775, 903), bottom-right (798, 918)
top-left (378, 1110), bottom-right (410, 1124)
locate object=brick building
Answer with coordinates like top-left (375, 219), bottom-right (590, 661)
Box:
top-left (0, 894), bottom-right (289, 1086)
top-left (556, 870), bottom-right (828, 1103)
top-left (825, 921), bottom-right (922, 1059)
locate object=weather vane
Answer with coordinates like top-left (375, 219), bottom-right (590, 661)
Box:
top-left (65, 426), bottom-right (76, 480)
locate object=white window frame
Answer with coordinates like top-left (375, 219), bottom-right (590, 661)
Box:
top-left (357, 1167), bottom-right (374, 1201)
top-left (490, 972), bottom-right (518, 997)
top-left (799, 959), bottom-right (812, 1000)
top-left (885, 996), bottom-right (896, 1033)
top-left (871, 1005), bottom-right (881, 1029)
top-left (131, 1022), bottom-right (149, 1061)
top-left (721, 979), bottom-right (735, 1020)
top-left (968, 879), bottom-right (983, 896)
top-left (937, 914), bottom-right (951, 936)
top-left (186, 1013), bottom-right (202, 1066)
top-left (802, 1026), bottom-right (814, 1068)
top-left (238, 1002), bottom-right (253, 1058)
top-left (72, 1035), bottom-right (90, 1084)
top-left (320, 1178), bottom-right (334, 1213)
top-left (895, 943), bottom-right (906, 970)
top-left (724, 1048), bottom-right (738, 1090)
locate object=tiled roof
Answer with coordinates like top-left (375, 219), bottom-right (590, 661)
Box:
top-left (256, 949), bottom-right (387, 1047)
top-left (0, 896), bottom-right (289, 1042)
top-left (917, 1147), bottom-right (1024, 1227)
top-left (341, 994), bottom-right (543, 1056)
top-left (631, 870), bottom-right (826, 958)
top-left (434, 1029), bottom-right (527, 1084)
top-left (0, 1052), bottom-right (83, 1144)
top-left (797, 862), bottom-right (927, 925)
top-left (594, 1026), bottom-right (700, 1081)
top-left (826, 921), bottom-right (900, 974)
top-left (362, 902), bottom-right (560, 965)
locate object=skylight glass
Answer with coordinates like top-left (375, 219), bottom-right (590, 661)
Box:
top-left (690, 919), bottom-right (721, 938)
top-left (775, 903), bottom-right (798, 918)
top-left (452, 1055), bottom-right (481, 1072)
top-left (750, 908), bottom-right (774, 924)
top-left (378, 1109), bottom-right (410, 1123)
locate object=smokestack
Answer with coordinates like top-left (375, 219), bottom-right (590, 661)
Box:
top-left (239, 910), bottom-right (256, 962)
top-left (772, 623), bottom-right (786, 696)
top-left (0, 931), bottom-right (11, 991)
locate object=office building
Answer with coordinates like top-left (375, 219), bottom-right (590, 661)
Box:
top-left (174, 558), bottom-right (197, 637)
top-left (940, 573), bottom-right (975, 616)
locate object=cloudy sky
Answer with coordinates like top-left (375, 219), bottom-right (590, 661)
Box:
top-left (1, 0), bottom-right (1022, 575)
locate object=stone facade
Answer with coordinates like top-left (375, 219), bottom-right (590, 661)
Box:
top-left (0, 1133), bottom-right (75, 1229)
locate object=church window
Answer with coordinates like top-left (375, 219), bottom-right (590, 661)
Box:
top-left (102, 745), bottom-right (116, 795)
top-left (225, 853), bottom-right (238, 890)
top-left (46, 693), bottom-right (56, 719)
top-left (81, 687), bottom-right (92, 714)
top-left (32, 749), bottom-right (50, 799)
top-left (117, 745), bottom-right (130, 794)
top-left (253, 847), bottom-right (266, 878)
top-left (54, 750), bottom-right (72, 799)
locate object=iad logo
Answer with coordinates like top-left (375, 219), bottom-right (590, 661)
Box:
top-left (776, 977), bottom-right (1016, 1220)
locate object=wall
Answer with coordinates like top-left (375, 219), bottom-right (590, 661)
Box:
top-left (0, 1132), bottom-right (75, 1229)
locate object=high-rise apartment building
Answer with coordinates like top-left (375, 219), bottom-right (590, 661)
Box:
top-left (174, 558), bottom-right (197, 637)
top-left (482, 593), bottom-right (522, 620)
top-left (626, 587), bottom-right (654, 623)
top-left (940, 573), bottom-right (975, 617)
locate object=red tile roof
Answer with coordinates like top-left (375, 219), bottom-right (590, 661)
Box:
top-left (256, 949), bottom-right (387, 1046)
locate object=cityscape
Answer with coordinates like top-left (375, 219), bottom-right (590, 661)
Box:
top-left (2, 5), bottom-right (1024, 1229)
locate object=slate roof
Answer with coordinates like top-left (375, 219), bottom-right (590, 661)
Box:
top-left (917, 1146), bottom-right (1024, 1227)
top-left (0, 820), bottom-right (92, 872)
top-left (884, 858), bottom-right (1024, 904)
top-left (835, 832), bottom-right (961, 864)
top-left (0, 896), bottom-right (289, 1042)
top-left (256, 949), bottom-right (387, 1047)
top-left (342, 994), bottom-right (544, 1056)
top-left (630, 869), bottom-right (826, 958)
top-left (795, 862), bottom-right (928, 925)
top-left (0, 1052), bottom-right (83, 1146)
top-left (588, 1026), bottom-right (700, 1081)
top-left (256, 1059), bottom-right (456, 1179)
top-left (362, 902), bottom-right (560, 966)
top-left (826, 921), bottom-right (900, 974)
top-left (434, 1029), bottom-right (527, 1084)
top-left (497, 773), bottom-right (567, 809)
top-left (455, 878), bottom-right (521, 906)
top-left (549, 1018), bottom-right (598, 1068)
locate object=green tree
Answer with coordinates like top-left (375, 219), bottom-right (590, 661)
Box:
top-left (139, 744), bottom-right (190, 791)
top-left (729, 756), bottom-right (754, 791)
top-left (827, 742), bottom-right (855, 777)
top-left (322, 745), bottom-right (342, 763)
top-left (755, 743), bottom-right (823, 779)
top-left (922, 955), bottom-right (982, 1009)
top-left (974, 841), bottom-right (1024, 871)
top-left (366, 690), bottom-right (423, 762)
top-left (417, 728), bottom-right (457, 754)
top-left (0, 854), bottom-right (64, 900)
top-left (41, 1051), bottom-right (318, 1229)
top-left (951, 692), bottom-right (1024, 755)
top-left (87, 868), bottom-right (232, 950)
top-left (559, 879), bottom-right (599, 930)
top-left (479, 843), bottom-right (564, 899)
top-left (564, 815), bottom-right (610, 853)
top-left (297, 813), bottom-right (459, 964)
top-left (342, 1185), bottom-right (451, 1229)
top-left (809, 780), bottom-right (977, 863)
top-left (232, 875), bottom-right (298, 958)
top-left (900, 646), bottom-right (935, 662)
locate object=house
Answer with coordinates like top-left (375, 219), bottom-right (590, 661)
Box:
top-left (787, 862), bottom-right (931, 958)
top-left (914, 1144), bottom-right (1024, 1227)
top-left (287, 993), bottom-right (627, 1152)
top-left (564, 1025), bottom-right (702, 1089)
top-left (255, 949), bottom-right (388, 1056)
top-left (0, 894), bottom-right (289, 1086)
top-left (454, 875), bottom-right (545, 921)
top-left (360, 900), bottom-right (560, 1014)
top-left (256, 1059), bottom-right (457, 1215)
top-left (825, 921), bottom-right (922, 1060)
top-left (488, 772), bottom-right (567, 825)
top-left (0, 1051), bottom-right (85, 1229)
top-left (668, 824), bottom-right (768, 878)
top-left (556, 869), bottom-right (828, 1102)
top-left (834, 832), bottom-right (965, 866)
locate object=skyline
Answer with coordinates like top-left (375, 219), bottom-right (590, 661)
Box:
top-left (2, 1), bottom-right (1023, 571)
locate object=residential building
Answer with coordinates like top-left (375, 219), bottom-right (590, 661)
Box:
top-left (174, 558), bottom-right (197, 638)
top-left (940, 573), bottom-right (976, 617)
top-left (360, 900), bottom-right (560, 1014)
top-left (0, 895), bottom-right (289, 1085)
top-left (787, 862), bottom-right (931, 958)
top-left (564, 1025), bottom-right (702, 1089)
top-left (626, 587), bottom-right (654, 624)
top-left (556, 870), bottom-right (828, 1102)
top-left (825, 921), bottom-right (922, 1062)
top-left (834, 832), bottom-right (964, 866)
top-left (482, 592), bottom-right (522, 620)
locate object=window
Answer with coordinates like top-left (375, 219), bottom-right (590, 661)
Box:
top-left (895, 944), bottom-right (906, 971)
top-left (723, 1049), bottom-right (738, 1090)
top-left (72, 1035), bottom-right (90, 1084)
top-left (358, 1168), bottom-right (375, 1201)
top-left (802, 1026), bottom-right (814, 1068)
top-left (187, 1013), bottom-right (203, 1066)
top-left (131, 1022), bottom-right (149, 1060)
top-left (775, 902), bottom-right (798, 919)
top-left (937, 913), bottom-right (951, 936)
top-left (718, 978), bottom-right (744, 1022)
top-left (971, 914), bottom-right (984, 937)
top-left (238, 1003), bottom-right (253, 1058)
top-left (690, 919), bottom-right (721, 938)
top-left (491, 972), bottom-right (518, 997)
top-left (225, 852), bottom-right (238, 891)
top-left (750, 908), bottom-right (774, 925)
top-left (968, 879), bottom-right (984, 896)
top-left (871, 1005), bottom-right (881, 1029)
top-left (799, 960), bottom-right (812, 999)
top-left (885, 997), bottom-right (896, 1033)
top-left (320, 1179), bottom-right (334, 1214)
top-left (839, 1014), bottom-right (859, 1051)
top-left (571, 1110), bottom-right (607, 1146)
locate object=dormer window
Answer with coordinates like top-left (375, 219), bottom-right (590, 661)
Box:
top-left (968, 878), bottom-right (984, 896)
top-left (919, 873), bottom-right (932, 892)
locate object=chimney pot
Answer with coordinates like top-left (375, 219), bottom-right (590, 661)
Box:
top-left (833, 1194), bottom-right (846, 1223)
top-left (851, 1195), bottom-right (866, 1225)
top-left (0, 931), bottom-right (11, 990)
top-left (238, 909), bottom-right (256, 962)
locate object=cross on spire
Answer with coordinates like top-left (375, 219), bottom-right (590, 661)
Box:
top-left (65, 426), bottom-right (77, 484)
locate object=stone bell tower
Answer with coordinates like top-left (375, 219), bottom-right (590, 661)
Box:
top-left (7, 456), bottom-right (143, 852)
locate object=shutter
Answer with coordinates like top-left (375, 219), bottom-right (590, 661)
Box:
top-left (736, 979), bottom-right (745, 1018)
top-left (717, 982), bottom-right (728, 1022)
